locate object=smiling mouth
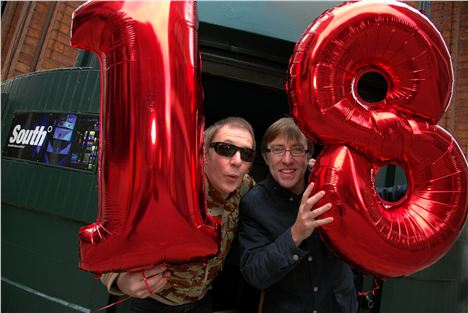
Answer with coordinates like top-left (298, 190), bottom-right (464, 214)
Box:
top-left (280, 169), bottom-right (296, 174)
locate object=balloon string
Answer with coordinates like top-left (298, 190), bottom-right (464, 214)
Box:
top-left (358, 278), bottom-right (380, 297)
top-left (93, 296), bottom-right (131, 312)
top-left (141, 270), bottom-right (154, 294)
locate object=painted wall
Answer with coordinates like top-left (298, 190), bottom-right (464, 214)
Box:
top-left (199, 1), bottom-right (339, 42)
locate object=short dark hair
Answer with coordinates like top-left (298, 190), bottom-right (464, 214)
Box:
top-left (204, 117), bottom-right (256, 150)
top-left (261, 117), bottom-right (313, 154)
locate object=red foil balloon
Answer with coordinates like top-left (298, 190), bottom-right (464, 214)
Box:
top-left (71, 0), bottom-right (218, 273)
top-left (287, 0), bottom-right (468, 278)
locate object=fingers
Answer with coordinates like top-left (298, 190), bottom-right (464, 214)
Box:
top-left (302, 203), bottom-right (333, 229)
top-left (150, 275), bottom-right (170, 293)
top-left (314, 216), bottom-right (334, 227)
top-left (307, 190), bottom-right (325, 207)
top-left (310, 202), bottom-right (332, 219)
top-left (300, 184), bottom-right (333, 220)
top-left (143, 266), bottom-right (172, 294)
top-left (300, 186), bottom-right (326, 213)
top-left (145, 264), bottom-right (167, 278)
top-left (116, 272), bottom-right (146, 298)
top-left (299, 183), bottom-right (315, 213)
top-left (116, 266), bottom-right (172, 299)
top-left (308, 158), bottom-right (316, 167)
top-left (293, 185), bottom-right (333, 243)
top-left (301, 182), bottom-right (315, 203)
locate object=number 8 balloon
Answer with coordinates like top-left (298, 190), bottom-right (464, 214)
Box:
top-left (71, 1), bottom-right (218, 273)
top-left (288, 0), bottom-right (468, 278)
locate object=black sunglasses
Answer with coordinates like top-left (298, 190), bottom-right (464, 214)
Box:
top-left (209, 142), bottom-right (256, 162)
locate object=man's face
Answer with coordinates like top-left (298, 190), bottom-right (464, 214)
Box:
top-left (205, 125), bottom-right (254, 199)
top-left (263, 134), bottom-right (310, 195)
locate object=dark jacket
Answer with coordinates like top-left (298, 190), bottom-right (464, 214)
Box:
top-left (238, 174), bottom-right (358, 313)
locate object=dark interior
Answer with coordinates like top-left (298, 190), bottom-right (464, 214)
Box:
top-left (199, 23), bottom-right (295, 311)
top-left (203, 73), bottom-right (290, 182)
top-left (199, 21), bottom-right (324, 183)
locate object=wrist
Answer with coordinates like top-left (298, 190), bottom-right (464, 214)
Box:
top-left (290, 225), bottom-right (303, 247)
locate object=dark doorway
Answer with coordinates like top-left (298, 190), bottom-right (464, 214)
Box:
top-left (203, 73), bottom-right (290, 182)
top-left (203, 73), bottom-right (290, 312)
top-left (199, 24), bottom-right (295, 312)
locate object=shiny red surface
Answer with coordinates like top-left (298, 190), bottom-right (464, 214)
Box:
top-left (71, 1), bottom-right (218, 273)
top-left (287, 0), bottom-right (468, 278)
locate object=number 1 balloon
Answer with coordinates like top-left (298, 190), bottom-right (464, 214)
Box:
top-left (71, 0), bottom-right (218, 273)
top-left (287, 0), bottom-right (468, 278)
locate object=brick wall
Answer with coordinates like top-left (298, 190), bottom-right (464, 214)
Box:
top-left (429, 1), bottom-right (468, 157)
top-left (1, 1), bottom-right (83, 80)
top-left (403, 1), bottom-right (467, 156)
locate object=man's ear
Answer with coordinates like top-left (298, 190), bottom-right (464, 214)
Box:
top-left (262, 152), bottom-right (269, 165)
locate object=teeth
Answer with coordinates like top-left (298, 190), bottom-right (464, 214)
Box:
top-left (281, 169), bottom-right (294, 174)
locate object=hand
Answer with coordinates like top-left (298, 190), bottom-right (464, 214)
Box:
top-left (291, 182), bottom-right (333, 247)
top-left (116, 264), bottom-right (171, 298)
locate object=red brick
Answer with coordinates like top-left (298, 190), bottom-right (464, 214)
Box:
top-left (18, 51), bottom-right (34, 64)
top-left (15, 61), bottom-right (31, 73)
top-left (59, 22), bottom-right (71, 35)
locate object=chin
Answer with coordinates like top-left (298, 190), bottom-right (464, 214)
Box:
top-left (225, 186), bottom-right (237, 194)
top-left (218, 185), bottom-right (232, 195)
top-left (279, 179), bottom-right (296, 188)
top-left (281, 185), bottom-right (295, 190)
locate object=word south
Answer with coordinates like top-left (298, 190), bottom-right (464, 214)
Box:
top-left (8, 125), bottom-right (49, 147)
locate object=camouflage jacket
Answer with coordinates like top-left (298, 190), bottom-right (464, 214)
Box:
top-left (102, 175), bottom-right (254, 305)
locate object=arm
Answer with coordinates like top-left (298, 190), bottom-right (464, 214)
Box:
top-left (239, 199), bottom-right (305, 290)
top-left (239, 183), bottom-right (333, 289)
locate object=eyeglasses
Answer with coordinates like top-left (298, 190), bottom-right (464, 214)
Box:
top-left (209, 142), bottom-right (256, 162)
top-left (265, 144), bottom-right (309, 157)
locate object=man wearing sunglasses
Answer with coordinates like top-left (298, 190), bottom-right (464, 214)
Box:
top-left (238, 117), bottom-right (358, 313)
top-left (101, 116), bottom-right (256, 313)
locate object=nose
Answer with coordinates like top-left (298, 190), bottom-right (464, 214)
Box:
top-left (281, 151), bottom-right (294, 164)
top-left (230, 151), bottom-right (242, 166)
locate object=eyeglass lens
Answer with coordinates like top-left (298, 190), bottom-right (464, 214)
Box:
top-left (269, 144), bottom-right (307, 156)
top-left (210, 142), bottom-right (255, 162)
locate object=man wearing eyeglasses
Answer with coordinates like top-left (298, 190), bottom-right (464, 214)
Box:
top-left (101, 116), bottom-right (256, 313)
top-left (238, 117), bottom-right (358, 313)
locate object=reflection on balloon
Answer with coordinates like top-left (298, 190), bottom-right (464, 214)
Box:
top-left (71, 0), bottom-right (218, 273)
top-left (287, 0), bottom-right (468, 278)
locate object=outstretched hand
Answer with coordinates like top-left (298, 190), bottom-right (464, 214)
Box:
top-left (116, 264), bottom-right (171, 299)
top-left (291, 182), bottom-right (333, 247)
